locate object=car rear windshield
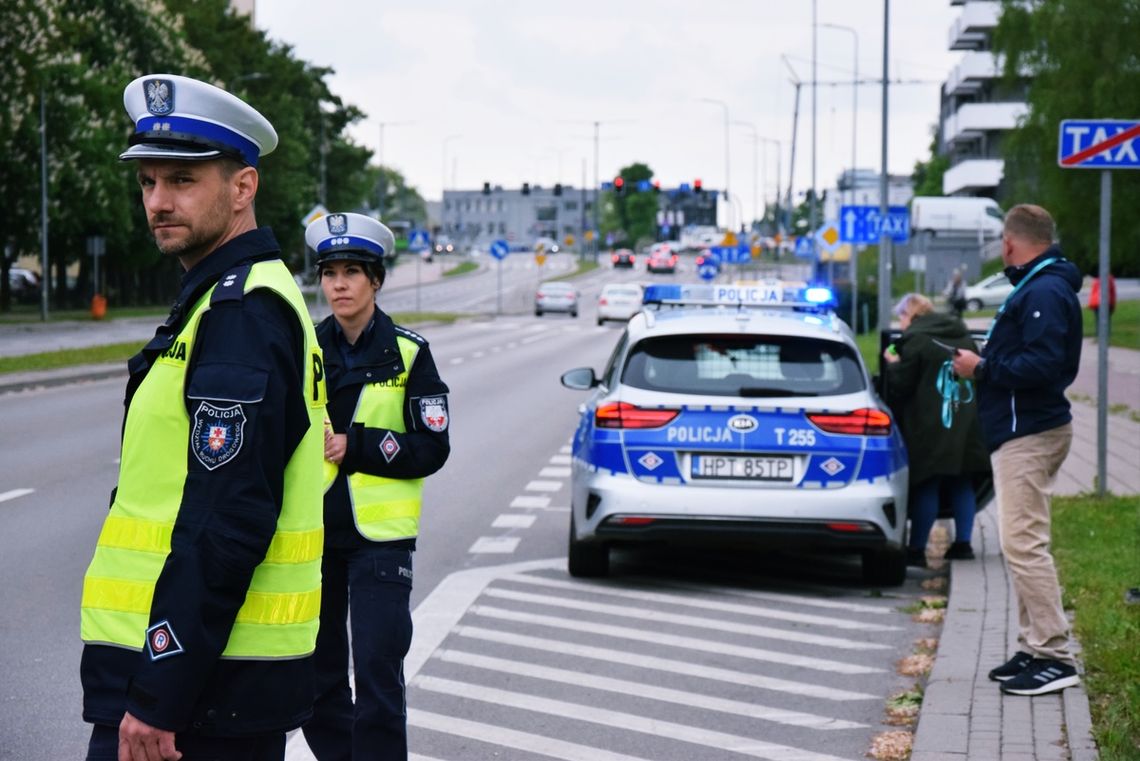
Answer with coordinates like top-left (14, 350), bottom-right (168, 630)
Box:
top-left (621, 334), bottom-right (865, 397)
top-left (604, 286), bottom-right (641, 297)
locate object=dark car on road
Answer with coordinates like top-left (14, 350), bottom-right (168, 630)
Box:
top-left (611, 249), bottom-right (636, 269)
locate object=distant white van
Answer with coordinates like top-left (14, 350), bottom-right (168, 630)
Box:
top-left (910, 196), bottom-right (1004, 239)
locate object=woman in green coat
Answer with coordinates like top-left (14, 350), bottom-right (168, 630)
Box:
top-left (883, 293), bottom-right (990, 567)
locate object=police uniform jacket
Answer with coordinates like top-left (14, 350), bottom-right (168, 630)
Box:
top-left (318, 307), bottom-right (450, 549)
top-left (81, 228), bottom-right (319, 735)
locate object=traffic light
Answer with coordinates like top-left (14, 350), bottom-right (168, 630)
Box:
top-left (652, 180), bottom-right (661, 194)
top-left (693, 178), bottom-right (703, 194)
top-left (613, 176), bottom-right (624, 194)
top-left (522, 182), bottom-right (530, 195)
top-left (482, 181), bottom-right (491, 195)
top-left (553, 183), bottom-right (563, 196)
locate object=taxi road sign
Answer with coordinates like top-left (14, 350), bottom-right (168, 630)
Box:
top-left (1058, 119), bottom-right (1140, 169)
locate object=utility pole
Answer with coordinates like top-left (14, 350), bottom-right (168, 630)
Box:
top-left (810, 0), bottom-right (819, 262)
top-left (40, 85), bottom-right (49, 321)
top-left (878, 0), bottom-right (892, 331)
top-left (783, 56), bottom-right (802, 240)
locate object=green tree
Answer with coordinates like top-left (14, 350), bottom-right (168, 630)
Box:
top-left (993, 0), bottom-right (1140, 275)
top-left (599, 162), bottom-right (657, 246)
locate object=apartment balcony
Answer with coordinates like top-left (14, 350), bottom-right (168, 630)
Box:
top-left (943, 101), bottom-right (1028, 144)
top-left (943, 159), bottom-right (1003, 195)
top-left (946, 51), bottom-right (999, 96)
top-left (949, 1), bottom-right (1000, 50)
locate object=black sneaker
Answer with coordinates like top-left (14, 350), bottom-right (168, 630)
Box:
top-left (988, 651), bottom-right (1033, 682)
top-left (906, 548), bottom-right (928, 568)
top-left (944, 542), bottom-right (975, 560)
top-left (1000, 658), bottom-right (1079, 696)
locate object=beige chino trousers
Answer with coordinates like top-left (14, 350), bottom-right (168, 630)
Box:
top-left (991, 422), bottom-right (1074, 665)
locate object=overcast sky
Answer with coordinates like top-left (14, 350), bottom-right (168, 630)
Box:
top-left (255, 0), bottom-right (960, 222)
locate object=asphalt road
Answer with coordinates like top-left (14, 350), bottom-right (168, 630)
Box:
top-left (1, 257), bottom-right (935, 761)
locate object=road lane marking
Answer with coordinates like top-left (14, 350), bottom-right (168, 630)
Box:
top-left (660, 580), bottom-right (897, 615)
top-left (468, 537), bottom-right (521, 554)
top-left (492, 514), bottom-right (536, 529)
top-left (469, 605), bottom-right (883, 674)
top-left (435, 649), bottom-right (866, 730)
top-left (455, 625), bottom-right (875, 701)
top-left (410, 709), bottom-right (653, 761)
top-left (510, 495), bottom-right (551, 508)
top-left (560, 445), bottom-right (571, 454)
top-left (0, 488), bottom-right (34, 503)
top-left (549, 454), bottom-right (572, 465)
top-left (520, 334), bottom-right (545, 345)
top-left (500, 574), bottom-right (901, 632)
top-left (524, 480), bottom-right (562, 492)
top-left (482, 588), bottom-right (890, 651)
top-left (414, 676), bottom-right (859, 761)
top-left (448, 357), bottom-right (464, 365)
top-left (538, 466), bottom-right (572, 478)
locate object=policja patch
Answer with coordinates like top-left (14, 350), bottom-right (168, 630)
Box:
top-left (418, 396), bottom-right (449, 432)
top-left (192, 401), bottom-right (246, 470)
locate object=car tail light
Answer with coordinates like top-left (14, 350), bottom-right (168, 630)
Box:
top-left (629, 255), bottom-right (636, 264)
top-left (806, 408), bottom-right (892, 436)
top-left (536, 293), bottom-right (545, 300)
top-left (825, 522), bottom-right (877, 533)
top-left (611, 254), bottom-right (619, 263)
top-left (598, 297), bottom-right (609, 306)
top-left (595, 402), bottom-right (679, 429)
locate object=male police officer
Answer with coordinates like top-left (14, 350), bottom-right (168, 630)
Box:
top-left (300, 214), bottom-right (450, 761)
top-left (80, 75), bottom-right (326, 761)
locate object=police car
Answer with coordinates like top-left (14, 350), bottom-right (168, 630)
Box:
top-left (560, 282), bottom-right (910, 584)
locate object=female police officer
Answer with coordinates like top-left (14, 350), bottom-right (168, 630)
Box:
top-left (301, 213), bottom-right (450, 761)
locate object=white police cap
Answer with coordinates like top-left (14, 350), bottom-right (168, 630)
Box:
top-left (120, 74), bottom-right (278, 167)
top-left (306, 213), bottom-right (396, 265)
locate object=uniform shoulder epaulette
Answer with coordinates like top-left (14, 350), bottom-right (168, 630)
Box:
top-left (394, 325), bottom-right (426, 345)
top-left (210, 263), bottom-right (253, 305)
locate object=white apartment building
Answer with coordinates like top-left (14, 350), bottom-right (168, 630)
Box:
top-left (940, 0), bottom-right (1029, 197)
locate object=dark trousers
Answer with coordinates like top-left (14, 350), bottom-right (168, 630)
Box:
top-left (86, 723), bottom-right (284, 761)
top-left (302, 545), bottom-right (414, 761)
top-left (908, 475), bottom-right (976, 552)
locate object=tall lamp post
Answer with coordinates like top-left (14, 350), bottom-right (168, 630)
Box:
top-left (700, 98), bottom-right (731, 231)
top-left (878, 0), bottom-right (892, 332)
top-left (821, 22), bottom-right (860, 330)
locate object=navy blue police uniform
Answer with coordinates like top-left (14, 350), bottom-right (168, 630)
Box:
top-left (300, 214), bottom-right (450, 761)
top-left (80, 74), bottom-right (323, 760)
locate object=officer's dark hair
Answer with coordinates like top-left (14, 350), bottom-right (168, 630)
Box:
top-left (216, 157), bottom-right (250, 179)
top-left (367, 261), bottom-right (386, 289)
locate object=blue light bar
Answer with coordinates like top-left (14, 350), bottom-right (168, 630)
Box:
top-left (803, 287), bottom-right (834, 305)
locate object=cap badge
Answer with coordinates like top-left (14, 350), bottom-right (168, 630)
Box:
top-left (144, 79), bottom-right (174, 116)
top-left (326, 214), bottom-right (348, 235)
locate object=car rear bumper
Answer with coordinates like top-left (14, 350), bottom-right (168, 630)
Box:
top-left (571, 467), bottom-right (907, 551)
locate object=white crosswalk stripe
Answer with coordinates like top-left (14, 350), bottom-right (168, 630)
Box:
top-left (481, 587), bottom-right (891, 651)
top-left (469, 604), bottom-right (884, 673)
top-left (500, 573), bottom-right (902, 631)
top-left (433, 649), bottom-right (867, 729)
top-left (415, 676), bottom-right (858, 761)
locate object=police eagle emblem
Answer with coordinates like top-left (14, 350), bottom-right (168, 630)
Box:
top-left (144, 79), bottom-right (174, 116)
top-left (326, 214), bottom-right (348, 235)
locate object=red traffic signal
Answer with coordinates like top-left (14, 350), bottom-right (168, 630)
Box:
top-left (652, 180), bottom-right (661, 193)
top-left (693, 178), bottom-right (703, 193)
top-left (613, 176), bottom-right (624, 193)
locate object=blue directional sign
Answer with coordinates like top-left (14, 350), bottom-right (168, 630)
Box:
top-left (709, 245), bottom-right (750, 264)
top-left (1058, 120), bottom-right (1140, 169)
top-left (794, 236), bottom-right (816, 259)
top-left (839, 205), bottom-right (910, 244)
top-left (408, 229), bottom-right (431, 251)
top-left (489, 239), bottom-right (510, 260)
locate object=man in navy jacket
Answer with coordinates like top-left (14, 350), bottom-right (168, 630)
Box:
top-left (953, 204), bottom-right (1083, 697)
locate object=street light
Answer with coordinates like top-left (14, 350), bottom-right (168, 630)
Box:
top-left (822, 22), bottom-right (859, 330)
top-left (700, 98), bottom-right (731, 231)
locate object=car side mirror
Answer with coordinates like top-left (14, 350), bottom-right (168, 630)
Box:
top-left (561, 367), bottom-right (599, 390)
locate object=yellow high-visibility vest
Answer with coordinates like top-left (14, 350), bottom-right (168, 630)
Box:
top-left (81, 260), bottom-right (327, 659)
top-left (341, 335), bottom-right (424, 541)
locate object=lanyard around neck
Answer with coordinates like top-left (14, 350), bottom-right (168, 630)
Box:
top-left (984, 257), bottom-right (1059, 342)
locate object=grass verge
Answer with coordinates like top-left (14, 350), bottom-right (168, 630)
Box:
top-left (443, 261), bottom-right (478, 277)
top-left (544, 259), bottom-right (600, 282)
top-left (1082, 299), bottom-right (1139, 350)
top-left (0, 306), bottom-right (168, 324)
top-left (1052, 494), bottom-right (1140, 761)
top-left (0, 341), bottom-right (140, 374)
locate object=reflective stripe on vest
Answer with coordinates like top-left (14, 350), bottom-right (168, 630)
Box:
top-left (345, 335), bottom-right (424, 541)
top-left (81, 260), bottom-right (327, 659)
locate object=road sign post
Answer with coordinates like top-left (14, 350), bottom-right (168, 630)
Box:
top-left (1057, 118), bottom-right (1140, 496)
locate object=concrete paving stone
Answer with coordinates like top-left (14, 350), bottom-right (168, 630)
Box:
top-left (924, 681), bottom-right (975, 714)
top-left (967, 741), bottom-right (1001, 760)
top-left (912, 752), bottom-right (966, 761)
top-left (913, 714), bottom-right (970, 754)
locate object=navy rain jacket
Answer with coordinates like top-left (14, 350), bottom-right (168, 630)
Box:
top-left (977, 246), bottom-right (1083, 452)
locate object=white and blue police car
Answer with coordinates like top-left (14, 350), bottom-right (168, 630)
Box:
top-left (560, 282), bottom-right (910, 584)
